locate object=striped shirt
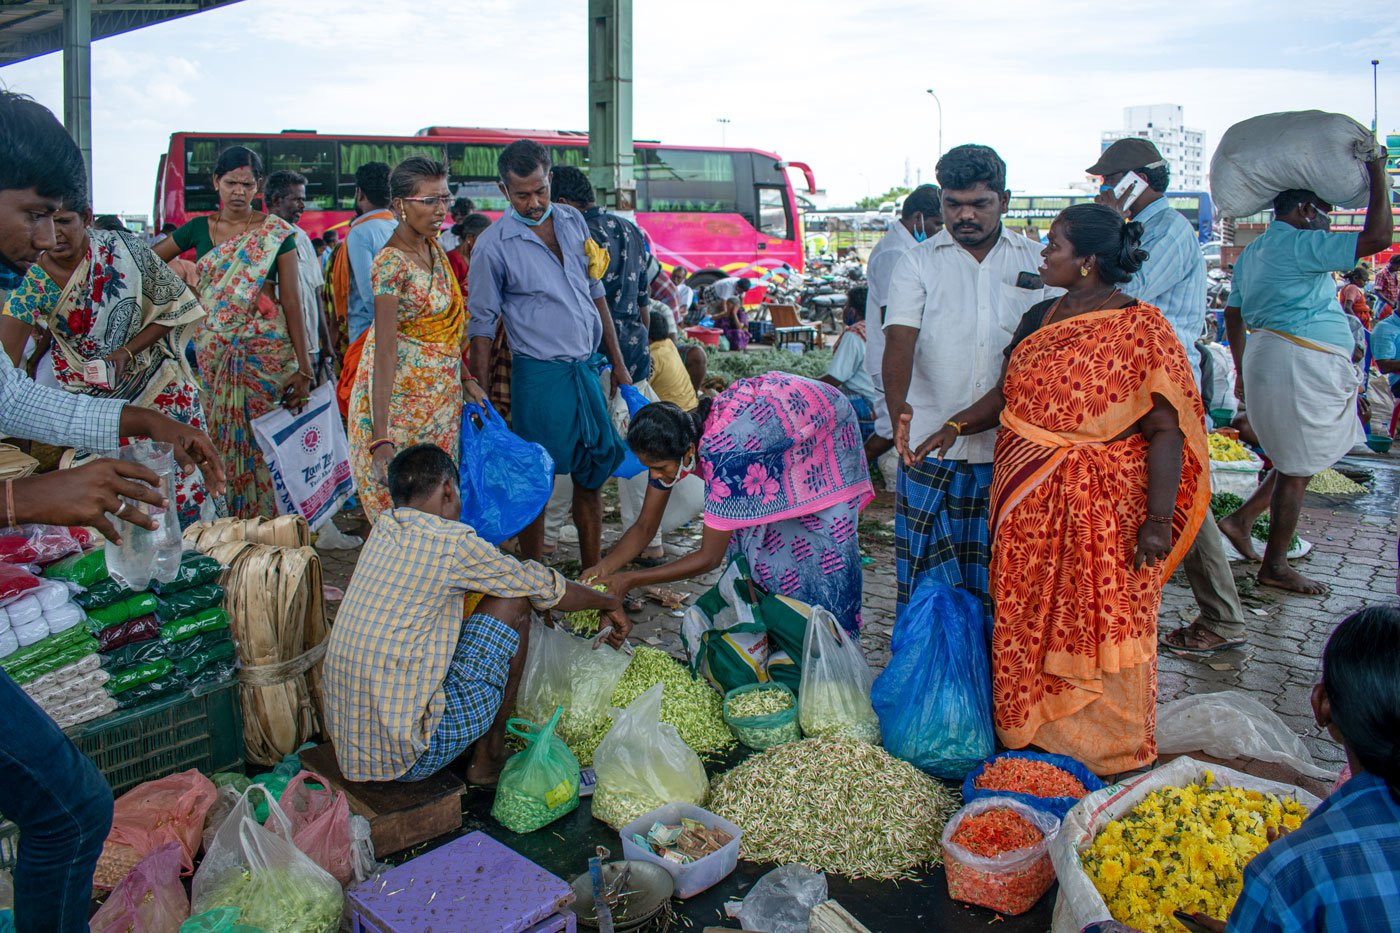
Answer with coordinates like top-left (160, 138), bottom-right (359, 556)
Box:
top-left (1123, 196), bottom-right (1208, 384)
top-left (0, 351), bottom-right (124, 449)
top-left (324, 508), bottom-right (567, 781)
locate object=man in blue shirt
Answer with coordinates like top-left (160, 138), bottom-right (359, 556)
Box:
top-left (1218, 151), bottom-right (1392, 595)
top-left (467, 140), bottom-right (631, 569)
top-left (1090, 138), bottom-right (1248, 655)
top-left (344, 162), bottom-right (397, 344)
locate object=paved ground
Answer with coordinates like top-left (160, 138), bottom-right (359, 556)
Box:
top-left (318, 450), bottom-right (1400, 780)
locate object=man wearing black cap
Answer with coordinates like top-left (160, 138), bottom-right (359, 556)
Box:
top-left (1089, 138), bottom-right (1249, 654)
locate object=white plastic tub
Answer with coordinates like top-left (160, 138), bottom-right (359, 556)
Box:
top-left (619, 802), bottom-right (741, 898)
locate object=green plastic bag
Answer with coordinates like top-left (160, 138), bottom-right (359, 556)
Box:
top-left (181, 907), bottom-right (261, 933)
top-left (42, 549), bottom-right (108, 587)
top-left (99, 636), bottom-right (169, 670)
top-left (174, 638), bottom-right (236, 677)
top-left (154, 583), bottom-right (224, 621)
top-left (107, 658), bottom-right (175, 694)
top-left (681, 558), bottom-right (769, 693)
top-left (161, 608), bottom-right (230, 644)
top-left (164, 629), bottom-right (233, 662)
top-left (86, 592), bottom-right (160, 630)
top-left (9, 634), bottom-right (99, 684)
top-left (75, 577), bottom-right (136, 610)
top-left (0, 624), bottom-right (91, 676)
top-left (491, 706), bottom-right (581, 833)
top-left (115, 673), bottom-right (184, 708)
top-left (723, 682), bottom-right (801, 750)
top-left (151, 553), bottom-right (223, 595)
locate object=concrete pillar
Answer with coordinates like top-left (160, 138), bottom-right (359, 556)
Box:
top-left (62, 0), bottom-right (93, 197)
top-left (587, 0), bottom-right (634, 211)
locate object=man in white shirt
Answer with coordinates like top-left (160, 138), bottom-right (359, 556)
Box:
top-left (883, 145), bottom-right (1053, 612)
top-left (265, 171), bottom-right (330, 373)
top-left (865, 184), bottom-right (942, 463)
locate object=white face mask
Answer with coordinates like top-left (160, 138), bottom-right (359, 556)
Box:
top-left (655, 450), bottom-right (696, 488)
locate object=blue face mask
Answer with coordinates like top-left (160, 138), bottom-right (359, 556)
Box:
top-left (510, 203), bottom-right (553, 227)
top-left (912, 215), bottom-right (928, 243)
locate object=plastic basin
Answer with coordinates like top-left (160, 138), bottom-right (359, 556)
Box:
top-left (685, 326), bottom-right (722, 348)
top-left (619, 802), bottom-right (741, 898)
top-left (1366, 436), bottom-right (1393, 453)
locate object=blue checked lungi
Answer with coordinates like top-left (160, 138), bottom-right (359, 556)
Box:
top-left (398, 612), bottom-right (519, 782)
top-left (895, 457), bottom-right (994, 614)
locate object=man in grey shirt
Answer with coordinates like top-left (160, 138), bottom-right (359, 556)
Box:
top-left (467, 140), bottom-right (631, 569)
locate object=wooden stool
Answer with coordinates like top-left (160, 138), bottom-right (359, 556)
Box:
top-left (300, 743), bottom-right (464, 858)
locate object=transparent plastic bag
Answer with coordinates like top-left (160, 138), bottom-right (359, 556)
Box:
top-left (516, 618), bottom-right (629, 727)
top-left (491, 706), bottom-right (581, 833)
top-left (591, 684), bottom-right (708, 829)
top-left (797, 606), bottom-right (879, 743)
top-left (279, 771), bottom-right (353, 887)
top-left (941, 798), bottom-right (1060, 916)
top-left (871, 578), bottom-right (993, 777)
top-left (737, 864), bottom-right (828, 933)
top-left (191, 785), bottom-right (343, 933)
top-left (1155, 691), bottom-right (1335, 780)
top-left (90, 842), bottom-right (190, 933)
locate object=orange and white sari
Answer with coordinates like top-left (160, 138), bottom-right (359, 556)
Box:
top-left (990, 302), bottom-right (1208, 776)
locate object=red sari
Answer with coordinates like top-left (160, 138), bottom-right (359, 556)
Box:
top-left (989, 302), bottom-right (1209, 775)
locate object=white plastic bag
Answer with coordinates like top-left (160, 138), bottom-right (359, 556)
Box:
top-left (1050, 756), bottom-right (1321, 933)
top-left (1209, 450), bottom-right (1264, 497)
top-left (1211, 110), bottom-right (1387, 217)
top-left (738, 864), bottom-right (828, 933)
top-left (250, 382), bottom-right (354, 531)
top-left (1156, 691), bottom-right (1335, 780)
top-left (590, 684), bottom-right (708, 829)
top-left (191, 785), bottom-right (343, 933)
top-left (798, 606), bottom-right (880, 743)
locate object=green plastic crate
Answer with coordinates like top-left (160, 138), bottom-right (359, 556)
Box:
top-left (67, 680), bottom-right (244, 797)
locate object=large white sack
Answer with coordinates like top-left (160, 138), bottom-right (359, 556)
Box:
top-left (1211, 110), bottom-right (1386, 218)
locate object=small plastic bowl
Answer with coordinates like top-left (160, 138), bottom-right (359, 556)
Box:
top-left (1366, 436), bottom-right (1393, 453)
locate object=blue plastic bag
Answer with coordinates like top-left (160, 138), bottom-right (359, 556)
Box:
top-left (611, 383), bottom-right (653, 479)
top-left (459, 400), bottom-right (555, 544)
top-left (960, 750), bottom-right (1105, 820)
top-left (870, 577), bottom-right (993, 778)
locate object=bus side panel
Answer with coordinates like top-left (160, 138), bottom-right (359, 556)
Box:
top-left (636, 211), bottom-right (797, 277)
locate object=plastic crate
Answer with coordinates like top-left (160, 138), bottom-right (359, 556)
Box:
top-left (67, 680), bottom-right (243, 796)
top-left (619, 802), bottom-right (741, 898)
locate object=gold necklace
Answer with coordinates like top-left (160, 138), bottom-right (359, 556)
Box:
top-left (1042, 287), bottom-right (1122, 327)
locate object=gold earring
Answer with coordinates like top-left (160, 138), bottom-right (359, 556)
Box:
top-left (1080, 267), bottom-right (1090, 277)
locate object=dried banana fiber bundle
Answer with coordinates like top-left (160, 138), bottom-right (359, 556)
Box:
top-left (183, 514), bottom-right (311, 551)
top-left (189, 530), bottom-right (327, 765)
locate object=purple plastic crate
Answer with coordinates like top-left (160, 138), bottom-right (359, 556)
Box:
top-left (347, 831), bottom-right (576, 933)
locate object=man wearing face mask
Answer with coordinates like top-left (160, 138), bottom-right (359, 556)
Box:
top-left (467, 140), bottom-right (630, 571)
top-left (864, 184), bottom-right (941, 465)
top-left (882, 145), bottom-right (1053, 612)
top-left (1217, 152), bottom-right (1392, 596)
top-left (1090, 138), bottom-right (1249, 655)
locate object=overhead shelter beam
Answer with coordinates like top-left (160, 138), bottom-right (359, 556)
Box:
top-left (0, 1), bottom-right (243, 66)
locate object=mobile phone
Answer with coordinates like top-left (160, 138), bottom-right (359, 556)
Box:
top-left (1172, 910), bottom-right (1217, 933)
top-left (1015, 271), bottom-right (1044, 290)
top-left (1113, 172), bottom-right (1150, 211)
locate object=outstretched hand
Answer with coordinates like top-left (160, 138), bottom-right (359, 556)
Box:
top-left (914, 424), bottom-right (961, 462)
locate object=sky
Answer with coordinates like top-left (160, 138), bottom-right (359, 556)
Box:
top-left (0, 0), bottom-right (1396, 215)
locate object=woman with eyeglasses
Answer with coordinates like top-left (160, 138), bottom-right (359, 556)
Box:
top-left (153, 145), bottom-right (313, 518)
top-left (348, 157), bottom-right (484, 523)
top-left (583, 371), bottom-right (875, 637)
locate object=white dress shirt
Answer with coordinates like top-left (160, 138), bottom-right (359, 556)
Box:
top-left (289, 227), bottom-right (325, 356)
top-left (884, 226), bottom-right (1055, 463)
top-left (864, 220), bottom-right (918, 382)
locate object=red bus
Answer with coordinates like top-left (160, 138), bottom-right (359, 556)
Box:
top-left (153, 127), bottom-right (817, 281)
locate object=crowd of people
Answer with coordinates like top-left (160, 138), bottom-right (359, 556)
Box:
top-left (1, 83), bottom-right (1398, 932)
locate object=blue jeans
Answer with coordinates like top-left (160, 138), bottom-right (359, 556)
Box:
top-left (0, 671), bottom-right (112, 933)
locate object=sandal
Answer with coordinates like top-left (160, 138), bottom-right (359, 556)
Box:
top-left (1160, 623), bottom-right (1246, 655)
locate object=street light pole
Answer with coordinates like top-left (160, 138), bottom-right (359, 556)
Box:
top-left (924, 88), bottom-right (943, 169)
top-left (1372, 59), bottom-right (1381, 137)
top-left (717, 117), bottom-right (731, 146)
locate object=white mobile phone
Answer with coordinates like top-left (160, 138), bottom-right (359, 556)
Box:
top-left (1112, 172), bottom-right (1149, 211)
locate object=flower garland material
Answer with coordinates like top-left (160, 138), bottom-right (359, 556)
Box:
top-left (708, 736), bottom-right (958, 881)
top-left (943, 801), bottom-right (1058, 916)
top-left (611, 646), bottom-right (735, 758)
top-left (950, 807), bottom-right (1044, 856)
top-left (1082, 771), bottom-right (1308, 932)
top-left (974, 757), bottom-right (1087, 800)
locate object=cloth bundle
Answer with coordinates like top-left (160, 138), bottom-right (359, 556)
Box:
top-left (21, 653), bottom-right (115, 729)
top-left (0, 578), bottom-right (89, 655)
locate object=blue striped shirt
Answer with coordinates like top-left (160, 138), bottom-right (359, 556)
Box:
top-left (1123, 197), bottom-right (1207, 383)
top-left (0, 352), bottom-right (124, 451)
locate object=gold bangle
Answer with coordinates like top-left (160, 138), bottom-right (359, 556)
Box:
top-left (945, 420), bottom-right (968, 435)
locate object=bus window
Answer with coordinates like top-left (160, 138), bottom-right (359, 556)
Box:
top-left (638, 149), bottom-right (738, 213)
top-left (184, 137), bottom-right (266, 213)
top-left (443, 143), bottom-right (588, 211)
top-left (267, 138), bottom-right (337, 211)
top-left (336, 141), bottom-right (446, 209)
top-left (757, 187), bottom-right (791, 239)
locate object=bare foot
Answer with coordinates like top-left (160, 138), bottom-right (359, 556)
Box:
top-left (466, 757), bottom-right (505, 788)
top-left (1257, 564), bottom-right (1328, 595)
top-left (1217, 513), bottom-right (1260, 561)
top-left (640, 545), bottom-right (665, 560)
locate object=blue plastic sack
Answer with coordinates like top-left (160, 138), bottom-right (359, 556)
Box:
top-left (960, 750), bottom-right (1106, 820)
top-left (459, 400), bottom-right (555, 544)
top-left (870, 577), bottom-right (993, 778)
top-left (611, 383), bottom-right (652, 479)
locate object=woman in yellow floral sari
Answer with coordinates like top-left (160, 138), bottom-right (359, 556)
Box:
top-left (920, 204), bottom-right (1209, 775)
top-left (350, 157), bottom-right (482, 523)
top-left (154, 146), bottom-right (315, 518)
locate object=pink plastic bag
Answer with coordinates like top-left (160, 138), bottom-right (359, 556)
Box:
top-left (279, 769), bottom-right (353, 886)
top-left (89, 842), bottom-right (190, 933)
top-left (97, 769), bottom-right (217, 888)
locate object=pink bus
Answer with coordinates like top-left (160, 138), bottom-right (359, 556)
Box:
top-left (153, 126), bottom-right (816, 284)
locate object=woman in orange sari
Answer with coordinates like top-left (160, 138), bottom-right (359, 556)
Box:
top-left (920, 204), bottom-right (1208, 775)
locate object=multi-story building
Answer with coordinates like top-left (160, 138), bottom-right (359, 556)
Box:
top-left (1099, 104), bottom-right (1206, 190)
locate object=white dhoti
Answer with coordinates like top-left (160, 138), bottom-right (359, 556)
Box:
top-left (1243, 329), bottom-right (1362, 476)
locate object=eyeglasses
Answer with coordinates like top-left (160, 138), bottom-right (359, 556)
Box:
top-left (399, 196), bottom-right (453, 208)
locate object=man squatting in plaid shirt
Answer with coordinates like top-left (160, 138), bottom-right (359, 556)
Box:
top-left (323, 443), bottom-right (631, 785)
